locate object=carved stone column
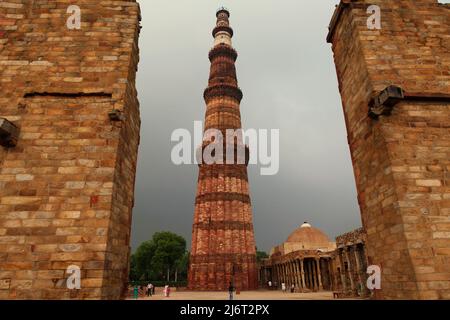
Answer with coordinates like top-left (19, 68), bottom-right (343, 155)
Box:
top-left (300, 259), bottom-right (306, 291)
top-left (289, 261), bottom-right (294, 287)
top-left (309, 260), bottom-right (316, 291)
top-left (274, 264), bottom-right (279, 286)
top-left (345, 247), bottom-right (355, 292)
top-left (353, 245), bottom-right (363, 295)
top-left (288, 262), bottom-right (292, 286)
top-left (315, 258), bottom-right (323, 291)
top-left (286, 263), bottom-right (290, 286)
top-left (329, 258), bottom-right (335, 291)
top-left (305, 260), bottom-right (311, 289)
top-left (339, 249), bottom-right (347, 292)
top-left (294, 260), bottom-right (301, 289)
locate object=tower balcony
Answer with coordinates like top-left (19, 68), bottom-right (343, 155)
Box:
top-left (216, 7), bottom-right (230, 18)
top-left (209, 44), bottom-right (238, 62)
top-left (212, 25), bottom-right (234, 38)
top-left (204, 84), bottom-right (243, 103)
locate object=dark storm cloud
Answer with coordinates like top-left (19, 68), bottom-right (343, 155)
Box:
top-left (131, 0), bottom-right (362, 253)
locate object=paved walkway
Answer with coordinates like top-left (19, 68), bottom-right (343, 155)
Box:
top-left (131, 289), bottom-right (335, 300)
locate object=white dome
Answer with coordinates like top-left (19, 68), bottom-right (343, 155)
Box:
top-left (301, 222), bottom-right (312, 228)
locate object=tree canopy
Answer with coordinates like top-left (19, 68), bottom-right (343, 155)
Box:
top-left (130, 231), bottom-right (187, 283)
top-left (256, 250), bottom-right (269, 263)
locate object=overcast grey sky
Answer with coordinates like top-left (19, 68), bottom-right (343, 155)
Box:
top-left (131, 0), bottom-right (363, 253)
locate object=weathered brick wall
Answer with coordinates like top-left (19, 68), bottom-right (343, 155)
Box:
top-left (336, 228), bottom-right (366, 248)
top-left (0, 1), bottom-right (140, 299)
top-left (328, 0), bottom-right (450, 299)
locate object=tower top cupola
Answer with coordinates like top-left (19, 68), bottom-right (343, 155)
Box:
top-left (216, 7), bottom-right (230, 18)
top-left (213, 7), bottom-right (234, 46)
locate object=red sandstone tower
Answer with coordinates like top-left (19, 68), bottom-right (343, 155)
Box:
top-left (188, 8), bottom-right (258, 291)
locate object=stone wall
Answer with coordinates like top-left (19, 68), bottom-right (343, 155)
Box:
top-left (328, 0), bottom-right (450, 299)
top-left (0, 0), bottom-right (141, 299)
top-left (336, 228), bottom-right (366, 248)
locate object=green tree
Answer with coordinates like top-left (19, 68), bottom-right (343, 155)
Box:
top-left (256, 251), bottom-right (269, 263)
top-left (174, 251), bottom-right (190, 282)
top-left (151, 232), bottom-right (186, 282)
top-left (134, 239), bottom-right (156, 281)
top-left (131, 231), bottom-right (187, 283)
top-left (129, 253), bottom-right (139, 282)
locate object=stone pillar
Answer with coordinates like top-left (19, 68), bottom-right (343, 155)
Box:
top-left (357, 245), bottom-right (370, 297)
top-left (286, 262), bottom-right (291, 286)
top-left (276, 264), bottom-right (280, 285)
top-left (309, 260), bottom-right (316, 291)
top-left (272, 265), bottom-right (276, 286)
top-left (328, 259), bottom-right (335, 291)
top-left (286, 263), bottom-right (289, 286)
top-left (276, 264), bottom-right (280, 286)
top-left (285, 263), bottom-right (288, 285)
top-left (310, 260), bottom-right (316, 291)
top-left (278, 264), bottom-right (281, 286)
top-left (278, 264), bottom-right (282, 285)
top-left (304, 260), bottom-right (309, 289)
top-left (285, 263), bottom-right (289, 286)
top-left (310, 260), bottom-right (315, 290)
top-left (262, 267), bottom-right (266, 285)
top-left (353, 245), bottom-right (363, 295)
top-left (300, 259), bottom-right (306, 291)
top-left (297, 260), bottom-right (303, 289)
top-left (315, 258), bottom-right (323, 291)
top-left (294, 260), bottom-right (301, 289)
top-left (345, 247), bottom-right (355, 293)
top-left (304, 260), bottom-right (310, 289)
top-left (339, 250), bottom-right (347, 292)
top-left (291, 261), bottom-right (297, 288)
top-left (290, 261), bottom-right (297, 286)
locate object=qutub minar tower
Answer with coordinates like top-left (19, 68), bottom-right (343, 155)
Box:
top-left (188, 8), bottom-right (258, 291)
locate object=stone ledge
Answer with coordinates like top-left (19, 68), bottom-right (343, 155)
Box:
top-left (369, 86), bottom-right (450, 119)
top-left (0, 118), bottom-right (19, 148)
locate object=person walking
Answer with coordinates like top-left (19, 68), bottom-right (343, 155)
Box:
top-left (291, 284), bottom-right (295, 293)
top-left (281, 282), bottom-right (286, 293)
top-left (133, 285), bottom-right (139, 300)
top-left (228, 282), bottom-right (235, 301)
top-left (268, 281), bottom-right (272, 290)
top-left (163, 284), bottom-right (171, 298)
top-left (147, 283), bottom-right (153, 297)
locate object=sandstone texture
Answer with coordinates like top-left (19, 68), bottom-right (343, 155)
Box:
top-left (188, 9), bottom-right (258, 291)
top-left (328, 0), bottom-right (450, 299)
top-left (0, 0), bottom-right (141, 299)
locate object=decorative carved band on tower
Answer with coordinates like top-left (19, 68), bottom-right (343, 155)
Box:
top-left (188, 8), bottom-right (258, 291)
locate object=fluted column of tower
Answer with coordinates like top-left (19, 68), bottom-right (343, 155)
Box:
top-left (188, 8), bottom-right (258, 291)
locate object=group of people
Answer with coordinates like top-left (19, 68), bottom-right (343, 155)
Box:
top-left (267, 281), bottom-right (296, 293)
top-left (132, 283), bottom-right (172, 298)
